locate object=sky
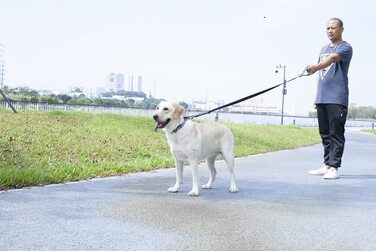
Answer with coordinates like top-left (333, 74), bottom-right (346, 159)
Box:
top-left (1, 0), bottom-right (375, 115)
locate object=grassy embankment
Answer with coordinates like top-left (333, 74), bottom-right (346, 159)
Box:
top-left (363, 129), bottom-right (376, 135)
top-left (0, 109), bottom-right (320, 190)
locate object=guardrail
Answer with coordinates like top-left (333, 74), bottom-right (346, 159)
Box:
top-left (1, 100), bottom-right (375, 128)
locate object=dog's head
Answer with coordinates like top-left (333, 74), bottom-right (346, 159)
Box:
top-left (153, 101), bottom-right (185, 132)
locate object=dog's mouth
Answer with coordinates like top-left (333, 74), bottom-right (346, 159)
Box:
top-left (154, 118), bottom-right (171, 132)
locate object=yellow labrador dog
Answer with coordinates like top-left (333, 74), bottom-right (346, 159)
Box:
top-left (153, 101), bottom-right (238, 196)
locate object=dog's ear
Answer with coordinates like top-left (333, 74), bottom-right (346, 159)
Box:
top-left (173, 103), bottom-right (185, 119)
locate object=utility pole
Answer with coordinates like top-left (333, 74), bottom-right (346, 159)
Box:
top-left (276, 64), bottom-right (286, 125)
top-left (0, 43), bottom-right (4, 88)
top-left (0, 44), bottom-right (17, 113)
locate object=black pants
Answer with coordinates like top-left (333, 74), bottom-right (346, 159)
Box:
top-left (316, 104), bottom-right (348, 168)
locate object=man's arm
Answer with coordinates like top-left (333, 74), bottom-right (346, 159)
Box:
top-left (306, 53), bottom-right (341, 75)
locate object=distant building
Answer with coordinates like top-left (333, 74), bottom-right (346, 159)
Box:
top-left (115, 74), bottom-right (124, 90)
top-left (67, 90), bottom-right (84, 97)
top-left (106, 95), bottom-right (144, 103)
top-left (95, 86), bottom-right (106, 96)
top-left (128, 75), bottom-right (134, 92)
top-left (229, 102), bottom-right (295, 115)
top-left (106, 73), bottom-right (124, 91)
top-left (229, 103), bottom-right (279, 114)
top-left (83, 86), bottom-right (95, 98)
top-left (191, 100), bottom-right (224, 111)
top-left (111, 95), bottom-right (126, 101)
top-left (68, 85), bottom-right (84, 93)
top-left (37, 89), bottom-right (54, 96)
top-left (84, 86), bottom-right (106, 98)
top-left (137, 75), bottom-right (142, 93)
top-left (105, 73), bottom-right (143, 93)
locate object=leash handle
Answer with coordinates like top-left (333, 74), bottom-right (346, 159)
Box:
top-left (299, 67), bottom-right (310, 77)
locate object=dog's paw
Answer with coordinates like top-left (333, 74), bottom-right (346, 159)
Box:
top-left (168, 187), bottom-right (179, 193)
top-left (201, 184), bottom-right (212, 189)
top-left (188, 190), bottom-right (199, 196)
top-left (229, 187), bottom-right (239, 193)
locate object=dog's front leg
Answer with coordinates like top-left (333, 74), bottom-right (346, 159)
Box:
top-left (188, 161), bottom-right (199, 196)
top-left (168, 159), bottom-right (184, 193)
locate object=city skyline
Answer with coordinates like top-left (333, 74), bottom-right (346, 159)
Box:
top-left (1, 1), bottom-right (375, 115)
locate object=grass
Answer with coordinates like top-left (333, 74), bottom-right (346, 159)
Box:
top-left (363, 129), bottom-right (376, 135)
top-left (0, 109), bottom-right (320, 190)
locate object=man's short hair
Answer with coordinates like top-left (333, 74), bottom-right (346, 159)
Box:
top-left (329, 17), bottom-right (343, 27)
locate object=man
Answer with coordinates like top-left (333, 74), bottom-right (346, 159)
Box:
top-left (306, 18), bottom-right (353, 179)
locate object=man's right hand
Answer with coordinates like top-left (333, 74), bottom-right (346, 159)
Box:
top-left (306, 65), bottom-right (318, 75)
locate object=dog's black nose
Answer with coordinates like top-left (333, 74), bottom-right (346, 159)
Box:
top-left (153, 114), bottom-right (158, 121)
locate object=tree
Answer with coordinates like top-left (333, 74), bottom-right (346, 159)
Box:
top-left (57, 94), bottom-right (72, 103)
top-left (125, 99), bottom-right (135, 107)
top-left (40, 95), bottom-right (59, 104)
top-left (2, 85), bottom-right (17, 95)
top-left (74, 94), bottom-right (92, 105)
top-left (18, 87), bottom-right (39, 98)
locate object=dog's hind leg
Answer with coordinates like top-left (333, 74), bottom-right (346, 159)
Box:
top-left (168, 158), bottom-right (184, 193)
top-left (222, 151), bottom-right (239, 193)
top-left (202, 156), bottom-right (217, 189)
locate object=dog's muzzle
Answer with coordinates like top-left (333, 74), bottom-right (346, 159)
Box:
top-left (153, 115), bottom-right (171, 131)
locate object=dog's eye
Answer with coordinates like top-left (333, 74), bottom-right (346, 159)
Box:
top-left (163, 107), bottom-right (169, 111)
top-left (156, 106), bottom-right (159, 110)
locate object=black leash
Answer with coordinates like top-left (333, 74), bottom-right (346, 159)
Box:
top-left (185, 68), bottom-right (309, 120)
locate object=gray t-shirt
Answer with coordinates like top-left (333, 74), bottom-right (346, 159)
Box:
top-left (315, 41), bottom-right (353, 106)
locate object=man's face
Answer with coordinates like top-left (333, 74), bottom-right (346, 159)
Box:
top-left (326, 20), bottom-right (343, 42)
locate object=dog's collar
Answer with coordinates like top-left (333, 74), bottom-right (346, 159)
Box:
top-left (172, 117), bottom-right (188, 133)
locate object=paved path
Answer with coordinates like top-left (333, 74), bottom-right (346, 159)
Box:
top-left (1, 130), bottom-right (376, 251)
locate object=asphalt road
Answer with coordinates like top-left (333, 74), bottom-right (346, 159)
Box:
top-left (1, 129), bottom-right (376, 251)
